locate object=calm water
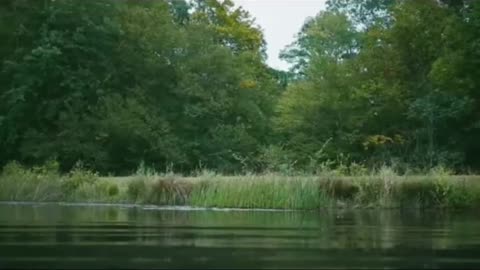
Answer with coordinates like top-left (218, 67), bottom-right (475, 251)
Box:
top-left (1, 203), bottom-right (480, 269)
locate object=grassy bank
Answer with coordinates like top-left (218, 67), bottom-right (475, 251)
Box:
top-left (1, 162), bottom-right (480, 209)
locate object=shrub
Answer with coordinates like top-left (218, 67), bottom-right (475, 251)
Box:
top-left (69, 181), bottom-right (107, 202)
top-left (108, 183), bottom-right (120, 197)
top-left (127, 177), bottom-right (147, 203)
top-left (0, 161), bottom-right (63, 202)
top-left (61, 163), bottom-right (99, 197)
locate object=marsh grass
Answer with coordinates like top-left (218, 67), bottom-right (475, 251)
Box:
top-left (0, 161), bottom-right (122, 203)
top-left (0, 161), bottom-right (64, 202)
top-left (189, 174), bottom-right (332, 209)
top-left (2, 161), bottom-right (480, 209)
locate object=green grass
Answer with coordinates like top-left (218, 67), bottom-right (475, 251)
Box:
top-left (1, 162), bottom-right (480, 210)
top-left (189, 175), bottom-right (331, 209)
top-left (0, 161), bottom-right (125, 204)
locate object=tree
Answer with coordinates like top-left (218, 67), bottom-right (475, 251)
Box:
top-left (276, 0), bottom-right (480, 171)
top-left (0, 0), bottom-right (125, 169)
top-left (326, 0), bottom-right (395, 28)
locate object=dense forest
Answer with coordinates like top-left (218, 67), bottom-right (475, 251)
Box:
top-left (0, 0), bottom-right (479, 175)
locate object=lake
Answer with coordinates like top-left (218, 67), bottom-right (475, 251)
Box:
top-left (0, 203), bottom-right (480, 269)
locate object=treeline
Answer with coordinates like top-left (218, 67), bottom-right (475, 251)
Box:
top-left (0, 0), bottom-right (479, 175)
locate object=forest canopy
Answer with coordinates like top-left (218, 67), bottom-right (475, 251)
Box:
top-left (0, 0), bottom-right (479, 175)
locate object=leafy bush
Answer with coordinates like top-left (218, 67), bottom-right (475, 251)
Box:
top-left (108, 183), bottom-right (120, 197)
top-left (61, 162), bottom-right (99, 197)
top-left (258, 145), bottom-right (296, 174)
top-left (127, 177), bottom-right (148, 203)
top-left (0, 161), bottom-right (63, 202)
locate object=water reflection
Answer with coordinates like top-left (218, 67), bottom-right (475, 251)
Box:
top-left (0, 203), bottom-right (479, 269)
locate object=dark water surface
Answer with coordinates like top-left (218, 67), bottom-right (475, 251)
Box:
top-left (1, 203), bottom-right (480, 269)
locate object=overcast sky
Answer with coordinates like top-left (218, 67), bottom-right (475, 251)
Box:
top-left (233, 0), bottom-right (327, 70)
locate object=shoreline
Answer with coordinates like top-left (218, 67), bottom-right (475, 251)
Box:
top-left (0, 201), bottom-right (298, 212)
top-left (2, 172), bottom-right (480, 210)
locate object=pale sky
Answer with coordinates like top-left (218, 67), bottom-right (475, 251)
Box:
top-left (233, 0), bottom-right (327, 70)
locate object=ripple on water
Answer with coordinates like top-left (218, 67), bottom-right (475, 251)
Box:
top-left (0, 203), bottom-right (480, 269)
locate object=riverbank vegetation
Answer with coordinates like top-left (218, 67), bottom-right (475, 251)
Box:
top-left (2, 161), bottom-right (480, 210)
top-left (1, 1), bottom-right (480, 209)
top-left (1, 0), bottom-right (480, 176)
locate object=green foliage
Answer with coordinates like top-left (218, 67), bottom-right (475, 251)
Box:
top-left (61, 162), bottom-right (99, 195)
top-left (135, 161), bottom-right (158, 178)
top-left (257, 145), bottom-right (296, 174)
top-left (276, 0), bottom-right (480, 172)
top-left (1, 161), bottom-right (480, 209)
top-left (0, 0), bottom-right (479, 175)
top-left (189, 175), bottom-right (332, 209)
top-left (107, 183), bottom-right (120, 197)
top-left (0, 0), bottom-right (280, 174)
top-left (0, 161), bottom-right (63, 202)
top-left (326, 0), bottom-right (395, 27)
top-left (127, 177), bottom-right (148, 203)
top-left (0, 161), bottom-right (119, 203)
